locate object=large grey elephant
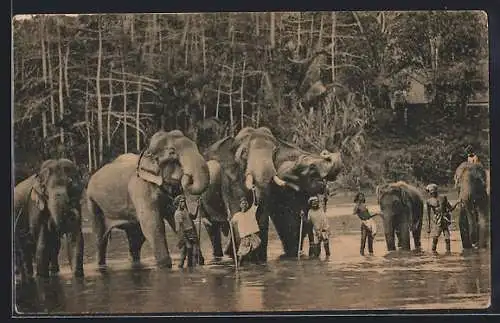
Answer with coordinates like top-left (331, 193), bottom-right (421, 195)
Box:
top-left (197, 127), bottom-right (343, 262)
top-left (454, 162), bottom-right (489, 250)
top-left (376, 181), bottom-right (424, 252)
top-left (86, 130), bottom-right (210, 269)
top-left (14, 159), bottom-right (85, 281)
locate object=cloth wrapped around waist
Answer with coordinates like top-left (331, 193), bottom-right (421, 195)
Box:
top-left (362, 218), bottom-right (377, 236)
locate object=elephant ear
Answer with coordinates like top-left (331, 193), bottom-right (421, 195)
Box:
top-left (136, 151), bottom-right (163, 186)
top-left (376, 184), bottom-right (391, 204)
top-left (234, 145), bottom-right (249, 165)
top-left (31, 161), bottom-right (55, 211)
top-left (30, 186), bottom-right (45, 211)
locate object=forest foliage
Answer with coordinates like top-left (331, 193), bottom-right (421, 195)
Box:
top-left (13, 11), bottom-right (489, 190)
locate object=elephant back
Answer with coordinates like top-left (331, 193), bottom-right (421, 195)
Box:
top-left (86, 154), bottom-right (140, 214)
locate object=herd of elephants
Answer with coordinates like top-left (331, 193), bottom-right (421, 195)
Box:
top-left (13, 126), bottom-right (491, 282)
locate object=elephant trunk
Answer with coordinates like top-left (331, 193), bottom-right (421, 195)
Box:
top-left (47, 186), bottom-right (70, 233)
top-left (178, 144), bottom-right (210, 195)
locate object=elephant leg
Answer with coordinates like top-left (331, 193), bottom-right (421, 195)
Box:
top-left (458, 208), bottom-right (472, 249)
top-left (136, 206), bottom-right (172, 268)
top-left (205, 221), bottom-right (224, 259)
top-left (48, 234), bottom-right (61, 275)
top-left (477, 209), bottom-right (488, 249)
top-left (383, 216), bottom-right (396, 251)
top-left (35, 224), bottom-right (50, 277)
top-left (412, 219), bottom-right (423, 251)
top-left (398, 221), bottom-right (411, 251)
top-left (255, 210), bottom-right (269, 263)
top-left (89, 198), bottom-right (108, 268)
top-left (396, 229), bottom-right (402, 249)
top-left (125, 225), bottom-right (146, 265)
top-left (466, 205), bottom-right (479, 248)
top-left (67, 230), bottom-right (85, 277)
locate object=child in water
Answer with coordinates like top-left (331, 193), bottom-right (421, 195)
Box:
top-left (303, 196), bottom-right (331, 258)
top-left (174, 195), bottom-right (202, 268)
top-left (231, 197), bottom-right (261, 266)
top-left (353, 192), bottom-right (378, 256)
top-left (425, 184), bottom-right (460, 254)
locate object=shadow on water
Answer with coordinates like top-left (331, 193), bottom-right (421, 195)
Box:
top-left (14, 225), bottom-right (490, 313)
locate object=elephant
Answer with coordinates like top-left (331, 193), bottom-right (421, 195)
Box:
top-left (14, 159), bottom-right (85, 282)
top-left (376, 181), bottom-right (424, 252)
top-left (85, 130), bottom-right (210, 269)
top-left (197, 126), bottom-right (343, 262)
top-left (454, 162), bottom-right (489, 250)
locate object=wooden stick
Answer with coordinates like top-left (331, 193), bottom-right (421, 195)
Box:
top-left (226, 206), bottom-right (239, 271)
top-left (298, 213), bottom-right (304, 259)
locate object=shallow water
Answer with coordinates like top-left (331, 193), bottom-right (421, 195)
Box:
top-left (14, 200), bottom-right (490, 314)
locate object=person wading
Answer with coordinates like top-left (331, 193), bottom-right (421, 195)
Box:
top-left (425, 184), bottom-right (460, 255)
top-left (174, 195), bottom-right (202, 268)
top-left (353, 192), bottom-right (378, 256)
top-left (301, 196), bottom-right (331, 258)
top-left (230, 197), bottom-right (261, 267)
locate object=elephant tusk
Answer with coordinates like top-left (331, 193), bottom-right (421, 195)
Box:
top-left (272, 175), bottom-right (287, 187)
top-left (245, 174), bottom-right (255, 190)
top-left (286, 182), bottom-right (300, 191)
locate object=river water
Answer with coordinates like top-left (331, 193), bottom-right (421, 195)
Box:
top-left (14, 199), bottom-right (491, 314)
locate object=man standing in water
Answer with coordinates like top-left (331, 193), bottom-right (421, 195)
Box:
top-left (174, 195), bottom-right (203, 268)
top-left (305, 196), bottom-right (331, 258)
top-left (425, 184), bottom-right (460, 254)
top-left (353, 192), bottom-right (378, 256)
top-left (231, 197), bottom-right (261, 267)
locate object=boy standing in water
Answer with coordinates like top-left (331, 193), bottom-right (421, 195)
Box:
top-left (304, 196), bottom-right (331, 258)
top-left (425, 184), bottom-right (460, 254)
top-left (231, 197), bottom-right (261, 266)
top-left (353, 192), bottom-right (378, 256)
top-left (174, 195), bottom-right (202, 268)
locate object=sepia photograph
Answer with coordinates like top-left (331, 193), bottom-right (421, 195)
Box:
top-left (12, 11), bottom-right (490, 314)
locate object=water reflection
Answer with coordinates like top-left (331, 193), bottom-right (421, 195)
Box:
top-left (14, 233), bottom-right (490, 314)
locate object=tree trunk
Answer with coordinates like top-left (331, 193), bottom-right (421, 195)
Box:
top-left (122, 58), bottom-right (128, 153)
top-left (107, 68), bottom-right (113, 147)
top-left (296, 13), bottom-right (301, 57)
top-left (136, 79), bottom-right (142, 151)
top-left (255, 12), bottom-right (260, 36)
top-left (85, 81), bottom-right (92, 171)
top-left (96, 17), bottom-right (104, 165)
top-left (229, 59), bottom-right (235, 136)
top-left (270, 12), bottom-right (276, 48)
top-left (46, 30), bottom-right (55, 125)
top-left (240, 55), bottom-right (246, 128)
top-left (57, 24), bottom-right (64, 145)
top-left (40, 17), bottom-right (47, 139)
top-left (64, 45), bottom-right (70, 98)
top-left (201, 19), bottom-right (207, 73)
top-left (331, 12), bottom-right (336, 83)
top-left (317, 13), bottom-right (324, 51)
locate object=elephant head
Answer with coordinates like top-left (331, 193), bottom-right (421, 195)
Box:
top-left (376, 181), bottom-right (423, 251)
top-left (274, 141), bottom-right (343, 196)
top-left (232, 127), bottom-right (289, 202)
top-left (30, 158), bottom-right (83, 233)
top-left (137, 130), bottom-right (210, 196)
